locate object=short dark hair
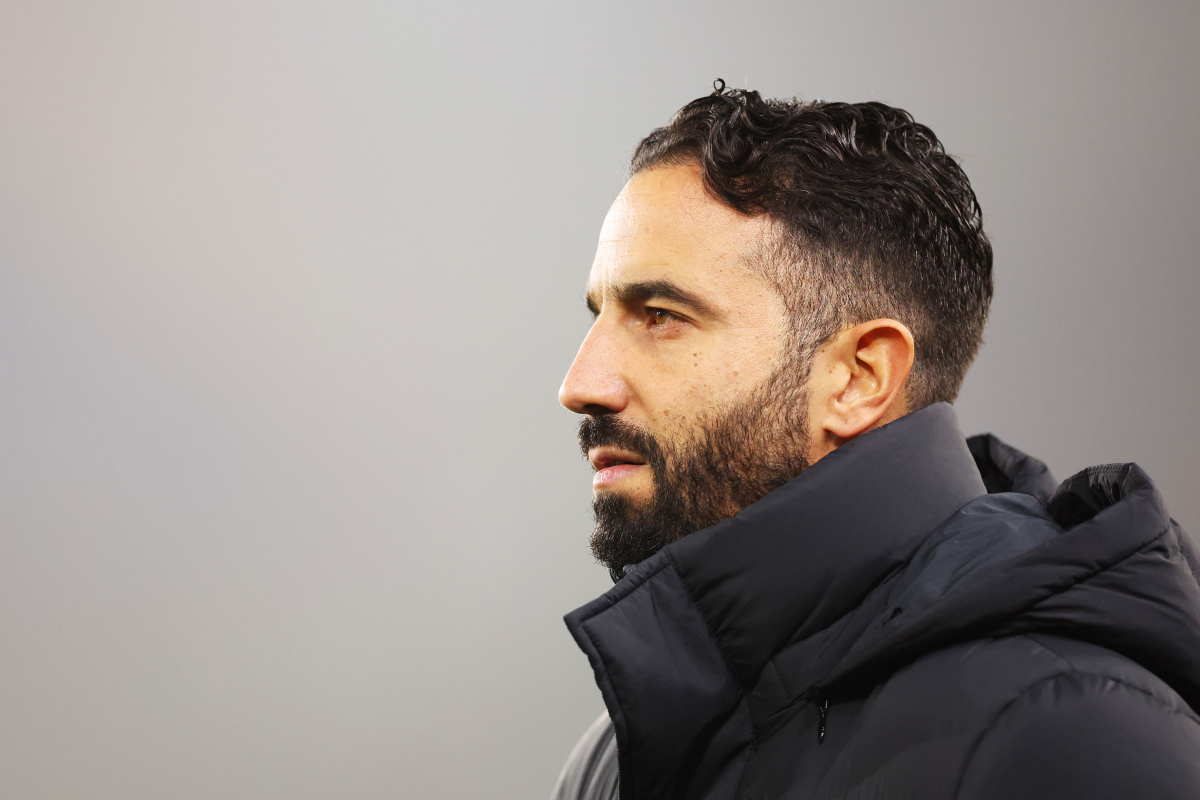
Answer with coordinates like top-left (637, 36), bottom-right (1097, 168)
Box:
top-left (630, 85), bottom-right (993, 407)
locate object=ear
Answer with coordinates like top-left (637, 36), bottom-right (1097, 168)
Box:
top-left (805, 319), bottom-right (915, 462)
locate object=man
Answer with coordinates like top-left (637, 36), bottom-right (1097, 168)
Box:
top-left (552, 83), bottom-right (1200, 800)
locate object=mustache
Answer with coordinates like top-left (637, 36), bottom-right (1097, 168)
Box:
top-left (577, 415), bottom-right (661, 464)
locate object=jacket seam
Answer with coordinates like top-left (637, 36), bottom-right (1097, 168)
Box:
top-left (1025, 632), bottom-right (1200, 724)
top-left (838, 516), bottom-right (1175, 701)
top-left (669, 559), bottom-right (762, 782)
top-left (767, 659), bottom-right (792, 704)
top-left (729, 696), bottom-right (759, 800)
top-left (663, 556), bottom-right (761, 798)
top-left (951, 641), bottom-right (1200, 800)
top-left (668, 551), bottom-right (756, 694)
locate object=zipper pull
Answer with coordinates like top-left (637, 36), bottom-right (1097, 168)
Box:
top-left (816, 691), bottom-right (829, 744)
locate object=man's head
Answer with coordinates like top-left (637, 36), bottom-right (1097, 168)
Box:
top-left (560, 86), bottom-right (993, 577)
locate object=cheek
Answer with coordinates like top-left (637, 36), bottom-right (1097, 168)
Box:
top-left (637, 326), bottom-right (785, 426)
top-left (640, 386), bottom-right (724, 454)
top-left (675, 357), bottom-right (769, 416)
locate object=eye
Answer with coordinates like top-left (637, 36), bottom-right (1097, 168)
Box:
top-left (647, 307), bottom-right (674, 326)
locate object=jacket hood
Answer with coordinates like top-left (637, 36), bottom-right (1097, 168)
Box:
top-left (565, 404), bottom-right (1200, 799)
top-left (765, 460), bottom-right (1200, 721)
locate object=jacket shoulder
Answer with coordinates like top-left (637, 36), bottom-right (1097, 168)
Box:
top-left (954, 634), bottom-right (1200, 799)
top-left (805, 634), bottom-right (1199, 799)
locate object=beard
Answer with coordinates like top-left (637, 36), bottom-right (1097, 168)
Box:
top-left (578, 364), bottom-right (811, 581)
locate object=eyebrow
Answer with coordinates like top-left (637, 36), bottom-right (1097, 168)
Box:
top-left (586, 279), bottom-right (718, 319)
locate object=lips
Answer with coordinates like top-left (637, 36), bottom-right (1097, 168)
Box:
top-left (589, 447), bottom-right (648, 489)
top-left (589, 447), bottom-right (647, 471)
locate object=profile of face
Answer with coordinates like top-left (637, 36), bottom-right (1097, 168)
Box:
top-left (559, 164), bottom-right (917, 576)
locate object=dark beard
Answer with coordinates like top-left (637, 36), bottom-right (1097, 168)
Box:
top-left (578, 366), bottom-right (811, 581)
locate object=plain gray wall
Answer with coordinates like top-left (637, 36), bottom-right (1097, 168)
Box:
top-left (0, 1), bottom-right (1196, 797)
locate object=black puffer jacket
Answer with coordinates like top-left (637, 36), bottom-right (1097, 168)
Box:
top-left (554, 403), bottom-right (1200, 800)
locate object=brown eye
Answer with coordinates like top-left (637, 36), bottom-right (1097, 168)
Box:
top-left (648, 308), bottom-right (671, 326)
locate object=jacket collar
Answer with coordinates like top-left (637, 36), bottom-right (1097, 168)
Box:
top-left (664, 401), bottom-right (987, 686)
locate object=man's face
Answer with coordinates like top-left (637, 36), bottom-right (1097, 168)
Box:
top-left (559, 164), bottom-right (813, 574)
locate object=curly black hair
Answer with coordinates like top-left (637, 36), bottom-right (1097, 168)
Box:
top-left (631, 85), bottom-right (993, 407)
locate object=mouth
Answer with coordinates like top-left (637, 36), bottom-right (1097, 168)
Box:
top-left (590, 447), bottom-right (647, 470)
top-left (589, 447), bottom-right (649, 488)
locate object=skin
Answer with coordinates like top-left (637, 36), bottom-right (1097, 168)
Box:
top-left (559, 163), bottom-right (916, 508)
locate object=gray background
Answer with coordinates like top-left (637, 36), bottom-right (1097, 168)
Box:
top-left (0, 1), bottom-right (1197, 798)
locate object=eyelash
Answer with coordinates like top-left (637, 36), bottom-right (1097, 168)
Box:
top-left (646, 307), bottom-right (679, 327)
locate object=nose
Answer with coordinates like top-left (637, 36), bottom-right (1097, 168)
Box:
top-left (559, 321), bottom-right (631, 416)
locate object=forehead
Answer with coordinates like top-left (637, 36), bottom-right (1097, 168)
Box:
top-left (588, 164), bottom-right (775, 301)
